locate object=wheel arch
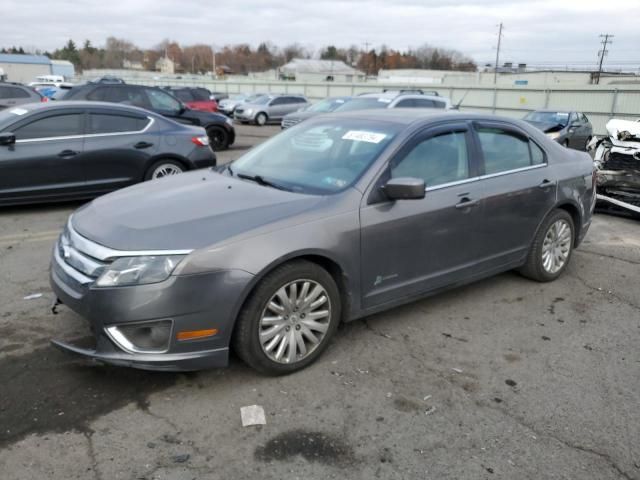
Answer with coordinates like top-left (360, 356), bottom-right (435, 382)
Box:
top-left (554, 201), bottom-right (582, 247)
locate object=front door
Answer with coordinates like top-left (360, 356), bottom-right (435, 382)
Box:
top-left (360, 123), bottom-right (483, 309)
top-left (0, 111), bottom-right (86, 203)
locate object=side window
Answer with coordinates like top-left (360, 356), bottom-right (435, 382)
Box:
top-left (477, 127), bottom-right (532, 174)
top-left (0, 87), bottom-right (8, 99)
top-left (87, 86), bottom-right (109, 101)
top-left (192, 89), bottom-right (211, 101)
top-left (108, 87), bottom-right (149, 109)
top-left (146, 89), bottom-right (181, 111)
top-left (413, 99), bottom-right (437, 109)
top-left (433, 100), bottom-right (446, 109)
top-left (270, 97), bottom-right (285, 106)
top-left (569, 112), bottom-right (579, 124)
top-left (391, 130), bottom-right (469, 187)
top-left (8, 87), bottom-right (31, 99)
top-left (14, 114), bottom-right (83, 140)
top-left (530, 141), bottom-right (546, 166)
top-left (173, 89), bottom-right (194, 102)
top-left (395, 99), bottom-right (414, 108)
top-left (293, 97), bottom-right (306, 104)
top-left (580, 113), bottom-right (589, 123)
top-left (88, 113), bottom-right (149, 134)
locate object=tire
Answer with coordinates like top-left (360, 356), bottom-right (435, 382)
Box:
top-left (206, 126), bottom-right (229, 151)
top-left (232, 260), bottom-right (341, 375)
top-left (255, 112), bottom-right (267, 126)
top-left (519, 209), bottom-right (575, 282)
top-left (144, 159), bottom-right (185, 181)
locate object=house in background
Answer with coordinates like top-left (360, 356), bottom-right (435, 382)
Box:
top-left (155, 57), bottom-right (176, 74)
top-left (279, 59), bottom-right (365, 82)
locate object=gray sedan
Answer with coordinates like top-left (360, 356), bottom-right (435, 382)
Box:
top-left (524, 110), bottom-right (593, 150)
top-left (50, 110), bottom-right (595, 374)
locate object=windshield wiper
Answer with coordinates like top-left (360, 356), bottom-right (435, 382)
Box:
top-left (236, 173), bottom-right (291, 191)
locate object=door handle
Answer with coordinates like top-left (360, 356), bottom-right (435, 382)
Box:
top-left (455, 197), bottom-right (479, 209)
top-left (538, 179), bottom-right (557, 189)
top-left (58, 150), bottom-right (78, 157)
top-left (134, 141), bottom-right (154, 149)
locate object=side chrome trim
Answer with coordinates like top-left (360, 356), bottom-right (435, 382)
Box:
top-left (67, 217), bottom-right (192, 261)
top-left (15, 116), bottom-right (155, 144)
top-left (479, 163), bottom-right (547, 180)
top-left (53, 244), bottom-right (93, 285)
top-left (425, 176), bottom-right (481, 192)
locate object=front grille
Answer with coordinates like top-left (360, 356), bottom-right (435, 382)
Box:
top-left (604, 152), bottom-right (640, 172)
top-left (57, 224), bottom-right (112, 284)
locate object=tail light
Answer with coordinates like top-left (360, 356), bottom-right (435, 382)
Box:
top-left (191, 136), bottom-right (209, 147)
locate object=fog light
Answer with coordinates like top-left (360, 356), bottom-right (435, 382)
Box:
top-left (106, 320), bottom-right (172, 353)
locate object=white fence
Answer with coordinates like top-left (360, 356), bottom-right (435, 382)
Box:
top-left (81, 74), bottom-right (640, 136)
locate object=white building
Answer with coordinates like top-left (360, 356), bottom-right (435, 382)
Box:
top-left (279, 59), bottom-right (365, 82)
top-left (155, 57), bottom-right (176, 74)
top-left (0, 54), bottom-right (52, 83)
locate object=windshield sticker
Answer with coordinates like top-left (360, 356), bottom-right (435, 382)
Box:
top-left (10, 108), bottom-right (28, 116)
top-left (342, 130), bottom-right (387, 144)
top-left (378, 98), bottom-right (392, 103)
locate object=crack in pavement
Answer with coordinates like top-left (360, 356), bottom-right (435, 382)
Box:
top-left (569, 271), bottom-right (640, 313)
top-left (577, 249), bottom-right (640, 266)
top-left (83, 430), bottom-right (103, 480)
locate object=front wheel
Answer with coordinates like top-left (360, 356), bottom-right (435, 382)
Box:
top-left (255, 112), bottom-right (267, 126)
top-left (233, 260), bottom-right (341, 375)
top-left (206, 126), bottom-right (229, 151)
top-left (519, 209), bottom-right (575, 282)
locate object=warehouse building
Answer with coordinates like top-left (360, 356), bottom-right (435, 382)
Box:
top-left (0, 54), bottom-right (52, 83)
top-left (279, 59), bottom-right (365, 82)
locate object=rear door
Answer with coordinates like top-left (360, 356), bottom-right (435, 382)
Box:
top-left (80, 109), bottom-right (158, 193)
top-left (267, 97), bottom-right (289, 120)
top-left (471, 122), bottom-right (556, 271)
top-left (0, 110), bottom-right (86, 202)
top-left (360, 122), bottom-right (484, 308)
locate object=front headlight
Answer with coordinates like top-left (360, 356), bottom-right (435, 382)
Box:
top-left (225, 117), bottom-right (233, 126)
top-left (245, 108), bottom-right (253, 115)
top-left (546, 131), bottom-right (561, 140)
top-left (95, 255), bottom-right (185, 287)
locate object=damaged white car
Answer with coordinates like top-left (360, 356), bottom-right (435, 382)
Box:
top-left (588, 119), bottom-right (640, 214)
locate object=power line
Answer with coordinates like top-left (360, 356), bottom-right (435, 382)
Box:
top-left (493, 22), bottom-right (503, 85)
top-left (595, 33), bottom-right (614, 84)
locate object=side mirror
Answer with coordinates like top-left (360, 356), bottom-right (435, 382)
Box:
top-left (0, 132), bottom-right (16, 146)
top-left (384, 177), bottom-right (425, 200)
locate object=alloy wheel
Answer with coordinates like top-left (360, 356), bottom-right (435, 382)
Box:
top-left (541, 219), bottom-right (572, 274)
top-left (258, 279), bottom-right (331, 364)
top-left (151, 164), bottom-right (183, 179)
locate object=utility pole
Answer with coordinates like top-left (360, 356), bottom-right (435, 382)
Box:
top-left (211, 45), bottom-right (216, 79)
top-left (595, 34), bottom-right (613, 85)
top-left (363, 41), bottom-right (371, 76)
top-left (493, 22), bottom-right (503, 85)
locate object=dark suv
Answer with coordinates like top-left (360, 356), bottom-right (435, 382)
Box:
top-left (64, 84), bottom-right (234, 150)
top-left (0, 82), bottom-right (44, 110)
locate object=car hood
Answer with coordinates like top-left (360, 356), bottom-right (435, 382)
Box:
top-left (183, 107), bottom-right (229, 124)
top-left (524, 120), bottom-right (566, 133)
top-left (72, 170), bottom-right (324, 251)
top-left (283, 110), bottom-right (319, 121)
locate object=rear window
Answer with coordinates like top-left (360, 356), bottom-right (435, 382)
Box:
top-left (88, 113), bottom-right (149, 134)
top-left (0, 86), bottom-right (31, 99)
top-left (173, 89), bottom-right (194, 102)
top-left (192, 89), bottom-right (211, 101)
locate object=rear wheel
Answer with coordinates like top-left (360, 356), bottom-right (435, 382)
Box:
top-left (255, 112), bottom-right (268, 126)
top-left (145, 159), bottom-right (184, 180)
top-left (233, 260), bottom-right (341, 375)
top-left (206, 126), bottom-right (229, 151)
top-left (519, 209), bottom-right (575, 282)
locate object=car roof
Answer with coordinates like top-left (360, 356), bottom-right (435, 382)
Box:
top-left (0, 101), bottom-right (157, 116)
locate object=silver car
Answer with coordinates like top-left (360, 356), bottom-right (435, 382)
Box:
top-left (218, 93), bottom-right (266, 116)
top-left (50, 110), bottom-right (595, 374)
top-left (235, 94), bottom-right (308, 125)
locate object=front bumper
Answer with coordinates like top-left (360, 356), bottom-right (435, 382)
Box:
top-left (234, 111), bottom-right (255, 122)
top-left (50, 246), bottom-right (254, 371)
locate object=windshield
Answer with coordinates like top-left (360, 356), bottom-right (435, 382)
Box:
top-left (230, 94), bottom-right (247, 101)
top-left (524, 111), bottom-right (570, 126)
top-left (333, 97), bottom-right (391, 112)
top-left (306, 98), bottom-right (350, 113)
top-left (230, 119), bottom-right (400, 194)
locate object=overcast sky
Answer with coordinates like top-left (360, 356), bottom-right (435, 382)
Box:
top-left (4, 0), bottom-right (640, 68)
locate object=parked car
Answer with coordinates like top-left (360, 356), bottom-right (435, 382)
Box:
top-left (0, 102), bottom-right (215, 206)
top-left (63, 83), bottom-right (235, 150)
top-left (334, 91), bottom-right (451, 112)
top-left (29, 75), bottom-right (66, 87)
top-left (523, 110), bottom-right (593, 150)
top-left (234, 94), bottom-right (309, 125)
top-left (0, 82), bottom-right (45, 109)
top-left (218, 93), bottom-right (267, 116)
top-left (50, 110), bottom-right (594, 374)
top-left (281, 96), bottom-right (352, 129)
top-left (164, 87), bottom-right (218, 113)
